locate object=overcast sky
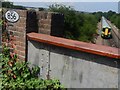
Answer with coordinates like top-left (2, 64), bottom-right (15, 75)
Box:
top-left (8, 0), bottom-right (119, 13)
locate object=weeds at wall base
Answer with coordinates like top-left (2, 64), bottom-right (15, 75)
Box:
top-left (0, 45), bottom-right (65, 89)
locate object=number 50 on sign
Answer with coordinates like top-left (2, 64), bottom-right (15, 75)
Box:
top-left (5, 10), bottom-right (19, 23)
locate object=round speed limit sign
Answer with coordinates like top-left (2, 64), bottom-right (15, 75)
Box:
top-left (5, 10), bottom-right (19, 23)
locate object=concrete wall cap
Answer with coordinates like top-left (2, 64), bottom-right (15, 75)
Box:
top-left (27, 32), bottom-right (120, 59)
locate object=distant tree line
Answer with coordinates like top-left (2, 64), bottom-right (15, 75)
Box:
top-left (93, 11), bottom-right (120, 29)
top-left (2, 1), bottom-right (46, 11)
top-left (48, 4), bottom-right (98, 42)
top-left (107, 11), bottom-right (120, 29)
top-left (2, 1), bottom-right (26, 10)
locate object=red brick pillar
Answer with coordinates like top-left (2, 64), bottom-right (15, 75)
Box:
top-left (6, 10), bottom-right (27, 61)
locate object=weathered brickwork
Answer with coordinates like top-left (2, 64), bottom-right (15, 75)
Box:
top-left (9, 10), bottom-right (27, 61)
top-left (2, 9), bottom-right (64, 61)
top-left (2, 9), bottom-right (27, 61)
top-left (37, 11), bottom-right (64, 37)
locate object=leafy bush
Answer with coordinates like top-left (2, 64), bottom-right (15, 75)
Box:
top-left (48, 4), bottom-right (97, 42)
top-left (0, 45), bottom-right (64, 89)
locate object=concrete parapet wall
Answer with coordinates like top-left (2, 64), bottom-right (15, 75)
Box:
top-left (27, 32), bottom-right (120, 88)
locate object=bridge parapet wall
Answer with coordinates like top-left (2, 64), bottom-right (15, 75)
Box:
top-left (27, 32), bottom-right (120, 88)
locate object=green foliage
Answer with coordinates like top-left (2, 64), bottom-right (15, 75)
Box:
top-left (39, 7), bottom-right (45, 11)
top-left (0, 46), bottom-right (64, 89)
top-left (2, 1), bottom-right (26, 10)
top-left (93, 10), bottom-right (120, 30)
top-left (12, 5), bottom-right (27, 10)
top-left (79, 14), bottom-right (97, 42)
top-left (110, 14), bottom-right (120, 29)
top-left (2, 1), bottom-right (14, 8)
top-left (92, 11), bottom-right (103, 22)
top-left (49, 4), bottom-right (97, 42)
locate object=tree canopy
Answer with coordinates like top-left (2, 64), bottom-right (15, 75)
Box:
top-left (49, 4), bottom-right (98, 42)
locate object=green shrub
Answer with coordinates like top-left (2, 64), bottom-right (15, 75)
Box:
top-left (48, 4), bottom-right (97, 42)
top-left (0, 46), bottom-right (64, 89)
